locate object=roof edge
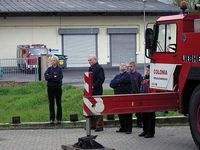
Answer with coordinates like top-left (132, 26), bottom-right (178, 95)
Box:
top-left (0, 11), bottom-right (181, 17)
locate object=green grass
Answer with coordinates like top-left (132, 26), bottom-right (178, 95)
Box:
top-left (0, 82), bottom-right (180, 123)
top-left (0, 82), bottom-right (85, 123)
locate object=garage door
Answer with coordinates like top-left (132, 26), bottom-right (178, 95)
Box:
top-left (59, 28), bottom-right (98, 67)
top-left (107, 28), bottom-right (138, 66)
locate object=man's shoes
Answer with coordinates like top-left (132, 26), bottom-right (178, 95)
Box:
top-left (50, 120), bottom-right (55, 124)
top-left (57, 120), bottom-right (61, 124)
top-left (138, 132), bottom-right (146, 137)
top-left (95, 128), bottom-right (103, 132)
top-left (116, 128), bottom-right (126, 133)
top-left (144, 134), bottom-right (154, 138)
top-left (126, 131), bottom-right (132, 134)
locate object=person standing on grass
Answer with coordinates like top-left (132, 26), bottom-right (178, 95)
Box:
top-left (44, 55), bottom-right (63, 124)
top-left (88, 55), bottom-right (105, 132)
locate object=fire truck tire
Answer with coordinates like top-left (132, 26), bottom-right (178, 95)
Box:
top-left (189, 85), bottom-right (200, 149)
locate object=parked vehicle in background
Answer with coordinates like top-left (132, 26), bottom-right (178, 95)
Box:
top-left (55, 54), bottom-right (67, 69)
top-left (17, 44), bottom-right (48, 72)
top-left (0, 67), bottom-right (3, 78)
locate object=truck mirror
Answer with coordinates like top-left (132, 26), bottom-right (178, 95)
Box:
top-left (145, 28), bottom-right (154, 59)
top-left (145, 28), bottom-right (153, 50)
top-left (195, 4), bottom-right (200, 10)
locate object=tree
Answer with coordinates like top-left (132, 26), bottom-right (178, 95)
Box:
top-left (172, 0), bottom-right (198, 13)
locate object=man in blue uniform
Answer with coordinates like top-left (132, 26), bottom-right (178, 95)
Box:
top-left (44, 55), bottom-right (63, 124)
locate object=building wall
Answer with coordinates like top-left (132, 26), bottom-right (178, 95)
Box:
top-left (0, 15), bottom-right (158, 65)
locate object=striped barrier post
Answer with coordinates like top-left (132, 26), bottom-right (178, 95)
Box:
top-left (83, 72), bottom-right (92, 97)
top-left (83, 72), bottom-right (93, 137)
top-left (72, 72), bottom-right (105, 149)
top-left (83, 72), bottom-right (105, 117)
top-left (62, 72), bottom-right (108, 149)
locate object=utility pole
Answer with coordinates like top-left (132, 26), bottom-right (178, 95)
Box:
top-left (143, 0), bottom-right (146, 74)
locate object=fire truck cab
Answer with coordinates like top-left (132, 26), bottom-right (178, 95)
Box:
top-left (17, 44), bottom-right (48, 72)
top-left (145, 13), bottom-right (200, 148)
top-left (81, 13), bottom-right (200, 149)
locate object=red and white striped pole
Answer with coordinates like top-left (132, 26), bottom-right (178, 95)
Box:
top-left (69, 72), bottom-right (105, 149)
top-left (83, 72), bottom-right (105, 117)
top-left (84, 72), bottom-right (93, 97)
top-left (83, 72), bottom-right (93, 136)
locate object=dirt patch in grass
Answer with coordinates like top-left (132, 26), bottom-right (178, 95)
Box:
top-left (0, 81), bottom-right (29, 87)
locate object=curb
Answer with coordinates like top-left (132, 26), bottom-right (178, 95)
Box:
top-left (0, 116), bottom-right (188, 130)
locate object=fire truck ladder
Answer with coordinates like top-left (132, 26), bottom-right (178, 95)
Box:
top-left (62, 72), bottom-right (179, 149)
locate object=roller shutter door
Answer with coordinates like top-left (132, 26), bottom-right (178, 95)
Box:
top-left (110, 34), bottom-right (136, 66)
top-left (63, 35), bottom-right (96, 67)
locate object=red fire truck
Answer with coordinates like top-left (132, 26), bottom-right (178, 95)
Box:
top-left (144, 13), bottom-right (200, 149)
top-left (17, 44), bottom-right (48, 72)
top-left (74, 5), bottom-right (200, 150)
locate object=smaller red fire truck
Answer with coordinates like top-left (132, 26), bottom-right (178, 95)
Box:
top-left (17, 44), bottom-right (48, 72)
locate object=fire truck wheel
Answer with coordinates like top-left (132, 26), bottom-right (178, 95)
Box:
top-left (189, 85), bottom-right (200, 149)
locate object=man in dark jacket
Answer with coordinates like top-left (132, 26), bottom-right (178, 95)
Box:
top-left (110, 63), bottom-right (132, 134)
top-left (138, 65), bottom-right (155, 138)
top-left (128, 61), bottom-right (143, 128)
top-left (44, 55), bottom-right (63, 124)
top-left (88, 55), bottom-right (105, 132)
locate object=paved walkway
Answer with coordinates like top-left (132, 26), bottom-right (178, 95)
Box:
top-left (0, 126), bottom-right (198, 150)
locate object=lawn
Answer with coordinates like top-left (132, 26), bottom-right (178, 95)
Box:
top-left (0, 81), bottom-right (84, 123)
top-left (0, 82), bottom-right (180, 123)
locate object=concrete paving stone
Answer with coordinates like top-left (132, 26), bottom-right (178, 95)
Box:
top-left (0, 126), bottom-right (198, 150)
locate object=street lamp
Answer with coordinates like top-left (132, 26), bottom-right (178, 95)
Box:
top-left (143, 0), bottom-right (146, 74)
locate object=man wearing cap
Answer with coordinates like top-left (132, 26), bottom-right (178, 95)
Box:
top-left (44, 55), bottom-right (63, 124)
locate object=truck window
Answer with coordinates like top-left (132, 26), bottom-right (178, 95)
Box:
top-left (29, 48), bottom-right (47, 56)
top-left (156, 23), bottom-right (177, 53)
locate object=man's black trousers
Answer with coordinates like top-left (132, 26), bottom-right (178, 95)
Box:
top-left (47, 86), bottom-right (62, 121)
top-left (118, 113), bottom-right (132, 132)
top-left (142, 112), bottom-right (155, 135)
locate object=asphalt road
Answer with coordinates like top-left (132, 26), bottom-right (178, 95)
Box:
top-left (0, 64), bottom-right (145, 89)
top-left (62, 65), bottom-right (145, 88)
top-left (0, 126), bottom-right (198, 150)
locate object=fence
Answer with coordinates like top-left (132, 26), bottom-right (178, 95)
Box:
top-left (0, 58), bottom-right (39, 82)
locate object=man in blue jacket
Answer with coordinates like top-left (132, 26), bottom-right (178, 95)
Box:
top-left (128, 61), bottom-right (143, 128)
top-left (44, 55), bottom-right (63, 124)
top-left (110, 63), bottom-right (132, 134)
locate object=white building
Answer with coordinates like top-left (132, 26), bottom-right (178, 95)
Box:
top-left (0, 0), bottom-right (180, 67)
